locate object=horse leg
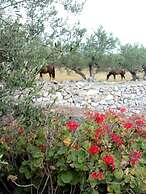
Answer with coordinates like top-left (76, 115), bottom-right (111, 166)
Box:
top-left (49, 73), bottom-right (51, 80)
top-left (107, 73), bottom-right (110, 80)
top-left (121, 74), bottom-right (125, 80)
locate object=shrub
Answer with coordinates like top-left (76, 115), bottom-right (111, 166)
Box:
top-left (0, 107), bottom-right (146, 194)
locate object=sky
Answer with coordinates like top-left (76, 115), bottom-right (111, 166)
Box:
top-left (78, 0), bottom-right (146, 46)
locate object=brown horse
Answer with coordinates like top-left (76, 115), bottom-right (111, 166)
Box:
top-left (40, 64), bottom-right (55, 80)
top-left (107, 69), bottom-right (126, 80)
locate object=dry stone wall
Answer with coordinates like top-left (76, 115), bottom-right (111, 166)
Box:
top-left (34, 80), bottom-right (146, 115)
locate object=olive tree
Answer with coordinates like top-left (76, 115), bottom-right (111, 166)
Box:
top-left (0, 0), bottom-right (86, 115)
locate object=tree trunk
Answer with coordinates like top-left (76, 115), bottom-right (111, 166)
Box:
top-left (71, 68), bottom-right (86, 80)
top-left (128, 70), bottom-right (139, 81)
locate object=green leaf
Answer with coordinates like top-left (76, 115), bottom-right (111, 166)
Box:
top-left (32, 158), bottom-right (43, 168)
top-left (114, 169), bottom-right (123, 180)
top-left (56, 158), bottom-right (66, 169)
top-left (70, 171), bottom-right (81, 185)
top-left (57, 175), bottom-right (65, 186)
top-left (91, 190), bottom-right (99, 194)
top-left (32, 151), bottom-right (43, 159)
top-left (67, 151), bottom-right (77, 162)
top-left (19, 165), bottom-right (31, 179)
top-left (112, 184), bottom-right (121, 194)
top-left (24, 169), bottom-right (32, 179)
top-left (77, 149), bottom-right (87, 163)
top-left (13, 187), bottom-right (26, 194)
top-left (56, 146), bottom-right (68, 156)
top-left (74, 162), bottom-right (84, 170)
top-left (46, 149), bottom-right (55, 159)
top-left (60, 171), bottom-right (73, 184)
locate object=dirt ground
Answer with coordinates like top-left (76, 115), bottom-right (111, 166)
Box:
top-left (37, 68), bottom-right (144, 82)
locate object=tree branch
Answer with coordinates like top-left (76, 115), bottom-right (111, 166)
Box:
top-left (71, 67), bottom-right (86, 80)
top-left (11, 180), bottom-right (37, 190)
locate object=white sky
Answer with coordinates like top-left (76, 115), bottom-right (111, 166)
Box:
top-left (79, 0), bottom-right (146, 46)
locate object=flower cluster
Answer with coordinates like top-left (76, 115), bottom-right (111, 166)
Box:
top-left (130, 150), bottom-right (142, 165)
top-left (66, 120), bottom-right (80, 132)
top-left (88, 145), bottom-right (101, 154)
top-left (1, 106), bottom-right (145, 194)
top-left (90, 170), bottom-right (104, 180)
top-left (95, 113), bottom-right (105, 124)
top-left (123, 122), bottom-right (133, 129)
top-left (95, 127), bottom-right (106, 139)
top-left (102, 155), bottom-right (115, 171)
top-left (62, 106), bottom-right (145, 193)
top-left (110, 132), bottom-right (124, 146)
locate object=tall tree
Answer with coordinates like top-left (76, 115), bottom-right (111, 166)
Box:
top-left (82, 26), bottom-right (119, 76)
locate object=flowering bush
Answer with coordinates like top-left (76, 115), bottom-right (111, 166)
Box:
top-left (0, 107), bottom-right (146, 194)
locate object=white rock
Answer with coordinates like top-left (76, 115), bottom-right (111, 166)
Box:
top-left (104, 94), bottom-right (114, 101)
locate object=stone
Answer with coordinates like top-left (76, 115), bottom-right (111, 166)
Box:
top-left (8, 79), bottom-right (146, 115)
top-left (104, 94), bottom-right (114, 101)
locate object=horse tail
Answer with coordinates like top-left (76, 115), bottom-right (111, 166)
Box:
top-left (52, 66), bottom-right (55, 79)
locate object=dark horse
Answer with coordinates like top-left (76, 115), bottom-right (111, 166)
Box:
top-left (107, 69), bottom-right (126, 80)
top-left (39, 64), bottom-right (55, 80)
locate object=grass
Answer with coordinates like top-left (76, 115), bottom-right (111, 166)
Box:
top-left (38, 68), bottom-right (144, 82)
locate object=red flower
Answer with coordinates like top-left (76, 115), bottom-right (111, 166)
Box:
top-left (96, 170), bottom-right (104, 180)
top-left (119, 106), bottom-right (127, 113)
top-left (142, 131), bottom-right (146, 137)
top-left (136, 119), bottom-right (145, 125)
top-left (95, 128), bottom-right (103, 139)
top-left (123, 122), bottom-right (133, 129)
top-left (88, 145), bottom-right (101, 154)
top-left (102, 155), bottom-right (115, 171)
top-left (110, 133), bottom-right (124, 146)
top-left (130, 150), bottom-right (142, 165)
top-left (95, 113), bottom-right (105, 124)
top-left (66, 120), bottom-right (80, 132)
top-left (90, 170), bottom-right (104, 180)
top-left (90, 172), bottom-right (98, 179)
top-left (95, 126), bottom-right (107, 140)
top-left (136, 127), bottom-right (146, 137)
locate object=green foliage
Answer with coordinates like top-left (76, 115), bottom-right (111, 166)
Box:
top-left (82, 26), bottom-right (120, 67)
top-left (120, 43), bottom-right (146, 69)
top-left (0, 108), bottom-right (146, 194)
top-left (0, 0), bottom-right (87, 119)
top-left (1, 2), bottom-right (146, 193)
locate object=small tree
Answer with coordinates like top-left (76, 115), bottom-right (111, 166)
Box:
top-left (120, 43), bottom-right (146, 69)
top-left (119, 43), bottom-right (146, 80)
